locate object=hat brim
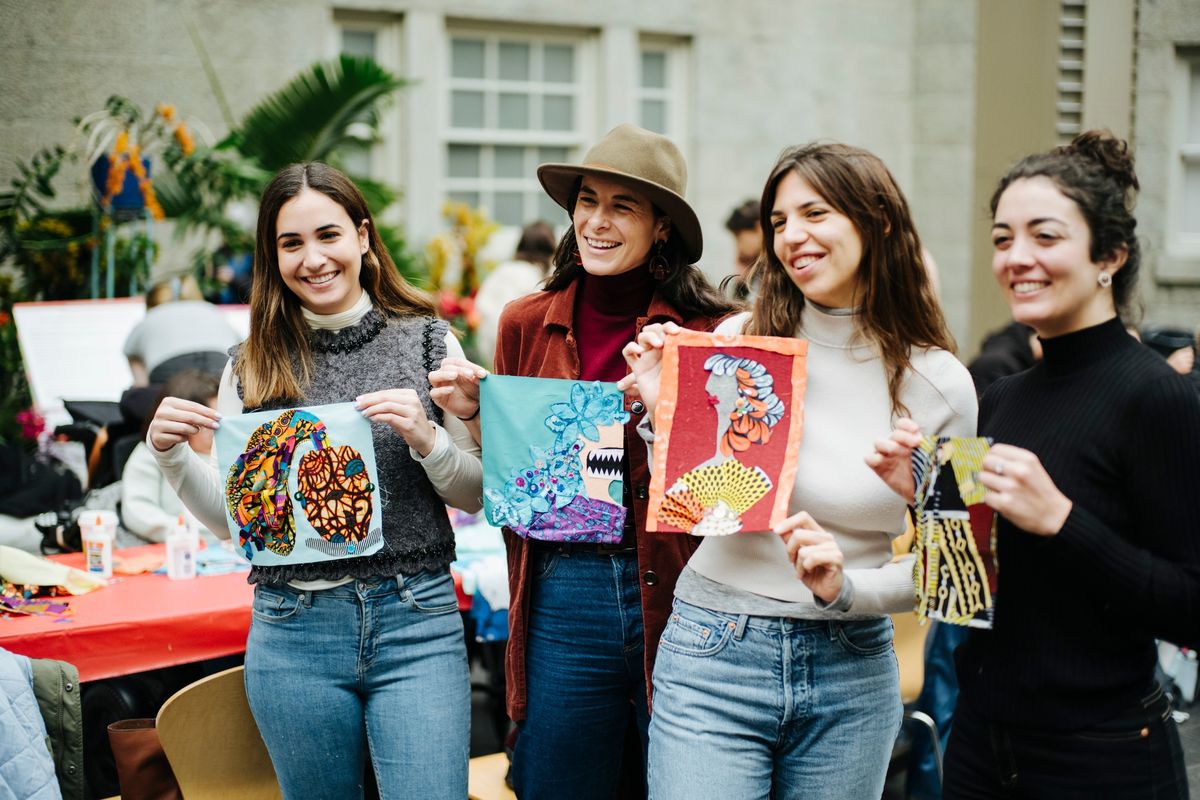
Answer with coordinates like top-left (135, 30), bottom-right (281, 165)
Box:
top-left (537, 163), bottom-right (703, 264)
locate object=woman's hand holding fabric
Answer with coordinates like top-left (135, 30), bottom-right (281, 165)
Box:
top-left (148, 397), bottom-right (221, 452)
top-left (980, 443), bottom-right (1073, 536)
top-left (777, 511), bottom-right (845, 605)
top-left (356, 389), bottom-right (436, 457)
top-left (618, 321), bottom-right (682, 415)
top-left (863, 418), bottom-right (923, 505)
top-left (428, 357), bottom-right (487, 420)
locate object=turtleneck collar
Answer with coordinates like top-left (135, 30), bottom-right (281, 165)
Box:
top-left (798, 298), bottom-right (863, 349)
top-left (1038, 316), bottom-right (1130, 378)
top-left (576, 264), bottom-right (654, 317)
top-left (301, 289), bottom-right (372, 330)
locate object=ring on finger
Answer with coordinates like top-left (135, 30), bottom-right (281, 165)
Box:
top-left (993, 460), bottom-right (1004, 476)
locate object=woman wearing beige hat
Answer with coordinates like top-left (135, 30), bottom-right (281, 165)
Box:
top-left (430, 123), bottom-right (733, 798)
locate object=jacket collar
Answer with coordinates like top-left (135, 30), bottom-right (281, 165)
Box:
top-left (543, 276), bottom-right (685, 332)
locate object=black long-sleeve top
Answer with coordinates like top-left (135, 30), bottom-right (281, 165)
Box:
top-left (958, 317), bottom-right (1200, 730)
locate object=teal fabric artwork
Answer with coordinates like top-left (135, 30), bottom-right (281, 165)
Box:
top-left (213, 401), bottom-right (385, 566)
top-left (481, 376), bottom-right (630, 543)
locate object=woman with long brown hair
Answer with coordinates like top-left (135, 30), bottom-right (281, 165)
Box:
top-left (147, 162), bottom-right (481, 799)
top-left (622, 142), bottom-right (977, 798)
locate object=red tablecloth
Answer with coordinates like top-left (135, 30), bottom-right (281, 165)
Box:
top-left (0, 544), bottom-right (252, 682)
top-left (1, 544), bottom-right (472, 682)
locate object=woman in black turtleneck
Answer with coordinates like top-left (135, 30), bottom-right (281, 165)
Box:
top-left (870, 130), bottom-right (1200, 798)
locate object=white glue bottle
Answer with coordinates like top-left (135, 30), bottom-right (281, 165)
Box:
top-left (166, 513), bottom-right (198, 580)
top-left (81, 513), bottom-right (113, 579)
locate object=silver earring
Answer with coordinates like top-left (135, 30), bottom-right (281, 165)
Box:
top-left (1098, 272), bottom-right (1113, 288)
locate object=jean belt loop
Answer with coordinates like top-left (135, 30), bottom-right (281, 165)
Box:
top-left (733, 614), bottom-right (749, 641)
top-left (302, 590), bottom-right (313, 609)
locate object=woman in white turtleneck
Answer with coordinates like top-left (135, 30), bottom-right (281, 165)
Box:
top-left (147, 163), bottom-right (480, 800)
top-left (622, 143), bottom-right (976, 799)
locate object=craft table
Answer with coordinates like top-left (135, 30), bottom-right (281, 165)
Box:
top-left (0, 543), bottom-right (476, 682)
top-left (0, 544), bottom-right (253, 682)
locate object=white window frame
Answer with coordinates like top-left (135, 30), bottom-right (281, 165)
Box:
top-left (443, 25), bottom-right (596, 229)
top-left (1167, 49), bottom-right (1200, 263)
top-left (331, 11), bottom-right (404, 214)
top-left (637, 36), bottom-right (689, 141)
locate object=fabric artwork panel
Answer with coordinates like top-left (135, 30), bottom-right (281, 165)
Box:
top-left (647, 330), bottom-right (807, 536)
top-left (214, 402), bottom-right (384, 566)
top-left (910, 435), bottom-right (997, 628)
top-left (481, 376), bottom-right (629, 543)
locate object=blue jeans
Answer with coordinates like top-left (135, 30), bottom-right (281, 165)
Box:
top-left (648, 599), bottom-right (902, 800)
top-left (511, 546), bottom-right (650, 799)
top-left (909, 621), bottom-right (970, 799)
top-left (243, 570), bottom-right (470, 800)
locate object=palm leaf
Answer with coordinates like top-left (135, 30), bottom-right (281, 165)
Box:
top-left (233, 55), bottom-right (407, 172)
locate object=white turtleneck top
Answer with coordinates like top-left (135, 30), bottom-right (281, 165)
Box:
top-left (677, 303), bottom-right (977, 618)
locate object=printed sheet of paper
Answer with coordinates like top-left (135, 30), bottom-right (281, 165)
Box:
top-left (911, 436), bottom-right (997, 628)
top-left (647, 330), bottom-right (807, 536)
top-left (481, 376), bottom-right (629, 543)
top-left (214, 402), bottom-right (384, 567)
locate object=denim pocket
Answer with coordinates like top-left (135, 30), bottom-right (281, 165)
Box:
top-left (659, 602), bottom-right (735, 658)
top-left (251, 586), bottom-right (304, 623)
top-left (531, 548), bottom-right (560, 581)
top-left (406, 571), bottom-right (459, 615)
top-left (832, 617), bottom-right (894, 657)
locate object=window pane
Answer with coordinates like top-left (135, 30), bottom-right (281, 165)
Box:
top-left (642, 51), bottom-right (667, 89)
top-left (1190, 61), bottom-right (1200, 139)
top-left (451, 91), bottom-right (486, 128)
top-left (1183, 163), bottom-right (1200, 235)
top-left (494, 191), bottom-right (525, 226)
top-left (539, 192), bottom-right (565, 223)
top-left (543, 45), bottom-right (574, 83)
top-left (539, 146), bottom-right (570, 164)
top-left (451, 39), bottom-right (485, 79)
top-left (499, 93), bottom-right (530, 129)
top-left (448, 144), bottom-right (482, 178)
top-left (342, 30), bottom-right (376, 59)
top-left (543, 95), bottom-right (573, 131)
top-left (494, 146), bottom-right (525, 178)
top-left (448, 191), bottom-right (481, 209)
top-left (499, 42), bottom-right (531, 81)
top-left (641, 99), bottom-right (667, 134)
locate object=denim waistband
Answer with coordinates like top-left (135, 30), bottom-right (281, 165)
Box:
top-left (673, 598), bottom-right (887, 635)
top-left (258, 568), bottom-right (448, 600)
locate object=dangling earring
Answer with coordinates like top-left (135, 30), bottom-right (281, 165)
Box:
top-left (1097, 272), bottom-right (1113, 288)
top-left (573, 248), bottom-right (582, 267)
top-left (649, 241), bottom-right (670, 280)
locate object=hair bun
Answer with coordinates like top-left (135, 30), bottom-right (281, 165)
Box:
top-left (1064, 130), bottom-right (1139, 192)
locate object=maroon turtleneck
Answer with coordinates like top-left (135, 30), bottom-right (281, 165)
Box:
top-left (573, 264), bottom-right (654, 381)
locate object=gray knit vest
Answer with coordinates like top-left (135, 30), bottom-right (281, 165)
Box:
top-left (233, 310), bottom-right (456, 585)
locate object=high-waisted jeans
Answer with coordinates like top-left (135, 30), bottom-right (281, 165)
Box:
top-left (243, 570), bottom-right (470, 800)
top-left (647, 598), bottom-right (903, 800)
top-left (511, 546), bottom-right (650, 800)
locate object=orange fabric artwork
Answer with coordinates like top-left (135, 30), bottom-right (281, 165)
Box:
top-left (647, 330), bottom-right (807, 536)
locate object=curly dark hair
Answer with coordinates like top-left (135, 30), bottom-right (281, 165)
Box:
top-left (990, 130), bottom-right (1141, 320)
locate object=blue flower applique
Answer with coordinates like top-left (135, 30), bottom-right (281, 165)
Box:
top-left (545, 382), bottom-right (630, 451)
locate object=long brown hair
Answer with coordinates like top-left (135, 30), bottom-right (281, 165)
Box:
top-left (747, 143), bottom-right (954, 416)
top-left (236, 162), bottom-right (436, 406)
top-left (543, 177), bottom-right (734, 320)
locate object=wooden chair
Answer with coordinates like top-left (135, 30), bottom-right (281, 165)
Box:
top-left (468, 752), bottom-right (516, 800)
top-left (891, 611), bottom-right (944, 786)
top-left (155, 666), bottom-right (281, 800)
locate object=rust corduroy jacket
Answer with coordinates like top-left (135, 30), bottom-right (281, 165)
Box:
top-left (493, 278), bottom-right (723, 722)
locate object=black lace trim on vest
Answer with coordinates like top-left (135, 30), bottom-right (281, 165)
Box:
top-left (308, 309), bottom-right (387, 354)
top-left (249, 540), bottom-right (456, 586)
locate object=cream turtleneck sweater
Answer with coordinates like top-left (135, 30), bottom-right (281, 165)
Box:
top-left (678, 302), bottom-right (977, 618)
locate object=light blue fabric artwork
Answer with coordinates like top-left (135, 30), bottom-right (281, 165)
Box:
top-left (214, 402), bottom-right (384, 567)
top-left (481, 376), bottom-right (629, 543)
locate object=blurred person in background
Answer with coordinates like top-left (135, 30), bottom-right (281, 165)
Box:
top-left (474, 220), bottom-right (556, 368)
top-left (721, 198), bottom-right (761, 302)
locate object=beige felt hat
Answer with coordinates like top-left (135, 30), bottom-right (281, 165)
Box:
top-left (537, 123), bottom-right (703, 263)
